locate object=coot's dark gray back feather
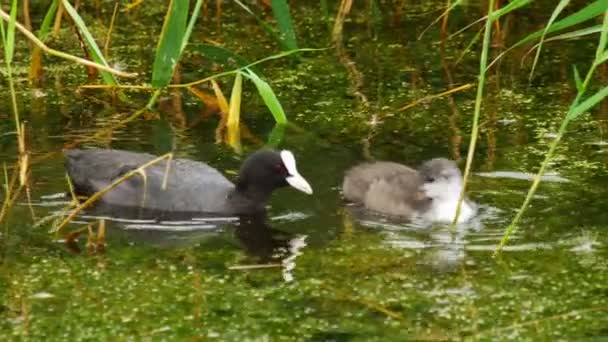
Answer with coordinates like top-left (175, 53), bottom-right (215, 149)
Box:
top-left (65, 149), bottom-right (235, 213)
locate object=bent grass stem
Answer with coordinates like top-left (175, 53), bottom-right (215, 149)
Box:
top-left (52, 152), bottom-right (174, 236)
top-left (0, 7), bottom-right (136, 78)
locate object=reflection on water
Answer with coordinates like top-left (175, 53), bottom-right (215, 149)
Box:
top-left (476, 171), bottom-right (570, 183)
top-left (343, 201), bottom-right (553, 271)
top-left (35, 195), bottom-right (309, 282)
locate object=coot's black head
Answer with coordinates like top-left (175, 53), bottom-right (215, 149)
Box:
top-left (235, 149), bottom-right (313, 197)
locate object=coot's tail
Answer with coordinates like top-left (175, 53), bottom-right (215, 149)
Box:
top-left (63, 149), bottom-right (91, 196)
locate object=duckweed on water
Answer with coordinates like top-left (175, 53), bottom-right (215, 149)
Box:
top-left (1, 229), bottom-right (607, 339)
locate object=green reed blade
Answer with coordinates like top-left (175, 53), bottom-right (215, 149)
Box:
top-left (243, 68), bottom-right (287, 124)
top-left (451, 0), bottom-right (496, 226)
top-left (192, 44), bottom-right (259, 73)
top-left (529, 0), bottom-right (570, 80)
top-left (568, 86), bottom-right (608, 120)
top-left (489, 0), bottom-right (531, 20)
top-left (539, 25), bottom-right (603, 43)
top-left (489, 1), bottom-right (607, 70)
top-left (598, 6), bottom-right (608, 56)
top-left (181, 0), bottom-right (203, 54)
top-left (39, 0), bottom-right (59, 41)
top-left (61, 0), bottom-right (117, 85)
top-left (515, 0), bottom-right (608, 48)
top-left (1, 0), bottom-right (21, 137)
top-left (151, 0), bottom-right (190, 88)
top-left (0, 4), bottom-right (8, 53)
top-left (270, 0), bottom-right (298, 50)
top-left (519, 25), bottom-right (604, 74)
top-left (5, 0), bottom-right (17, 63)
top-left (497, 8), bottom-right (608, 254)
top-left (233, 0), bottom-right (284, 50)
top-left (267, 123), bottom-right (286, 147)
top-left (599, 50), bottom-right (608, 64)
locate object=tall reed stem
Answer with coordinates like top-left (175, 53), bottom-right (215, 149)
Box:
top-left (452, 0), bottom-right (495, 225)
top-left (496, 9), bottom-right (608, 254)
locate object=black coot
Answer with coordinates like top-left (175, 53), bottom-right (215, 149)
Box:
top-left (65, 148), bottom-right (313, 214)
top-left (342, 158), bottom-right (475, 222)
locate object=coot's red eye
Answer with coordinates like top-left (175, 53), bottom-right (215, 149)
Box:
top-left (274, 163), bottom-right (288, 175)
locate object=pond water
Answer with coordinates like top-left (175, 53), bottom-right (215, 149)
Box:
top-left (1, 1), bottom-right (607, 340)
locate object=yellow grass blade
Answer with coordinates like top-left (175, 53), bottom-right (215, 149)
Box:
top-left (226, 73), bottom-right (243, 153)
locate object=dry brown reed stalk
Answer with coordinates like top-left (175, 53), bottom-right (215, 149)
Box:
top-left (0, 162), bottom-right (23, 225)
top-left (185, 87), bottom-right (221, 130)
top-left (78, 84), bottom-right (153, 90)
top-left (168, 66), bottom-right (187, 128)
top-left (122, 0), bottom-right (143, 12)
top-left (70, 18), bottom-right (99, 80)
top-left (211, 79), bottom-right (230, 143)
top-left (332, 0), bottom-right (369, 107)
top-left (28, 47), bottom-right (43, 84)
top-left (17, 122), bottom-right (28, 186)
top-left (84, 220), bottom-right (100, 253)
top-left (0, 164), bottom-right (14, 224)
top-left (441, 0), bottom-right (451, 38)
top-left (22, 0), bottom-right (32, 36)
top-left (493, 0), bottom-right (502, 44)
top-left (397, 83), bottom-right (474, 112)
top-left (215, 0), bottom-right (222, 30)
top-left (65, 172), bottom-right (79, 204)
top-left (418, 0), bottom-right (465, 41)
top-left (24, 185), bottom-right (36, 222)
top-left (103, 2), bottom-right (119, 58)
top-left (0, 7), bottom-right (136, 78)
top-left (65, 221), bottom-right (92, 240)
top-left (52, 1), bottom-right (64, 37)
top-left (52, 152), bottom-right (174, 236)
top-left (95, 219), bottom-right (106, 253)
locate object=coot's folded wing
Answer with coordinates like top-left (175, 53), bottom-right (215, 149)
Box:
top-left (65, 149), bottom-right (157, 196)
top-left (65, 149), bottom-right (235, 213)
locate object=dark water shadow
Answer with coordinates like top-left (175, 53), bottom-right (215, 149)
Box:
top-left (65, 202), bottom-right (303, 264)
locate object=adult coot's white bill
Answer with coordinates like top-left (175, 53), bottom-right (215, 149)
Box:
top-left (65, 149), bottom-right (313, 214)
top-left (342, 158), bottom-right (475, 223)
